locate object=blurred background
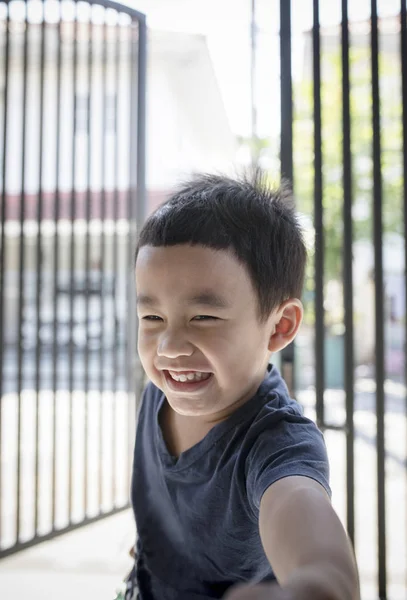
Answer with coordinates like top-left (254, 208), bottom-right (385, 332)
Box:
top-left (0, 0), bottom-right (406, 598)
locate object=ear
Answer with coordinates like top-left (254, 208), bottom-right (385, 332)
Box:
top-left (267, 299), bottom-right (303, 353)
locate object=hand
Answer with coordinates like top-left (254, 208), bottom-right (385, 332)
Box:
top-left (224, 582), bottom-right (295, 600)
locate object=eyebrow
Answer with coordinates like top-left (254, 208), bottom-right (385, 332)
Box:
top-left (136, 294), bottom-right (158, 306)
top-left (136, 291), bottom-right (230, 309)
top-left (189, 292), bottom-right (230, 309)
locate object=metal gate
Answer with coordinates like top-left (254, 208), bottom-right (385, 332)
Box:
top-left (0, 0), bottom-right (146, 558)
top-left (277, 1), bottom-right (407, 599)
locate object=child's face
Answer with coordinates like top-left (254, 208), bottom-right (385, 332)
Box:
top-left (135, 244), bottom-right (279, 421)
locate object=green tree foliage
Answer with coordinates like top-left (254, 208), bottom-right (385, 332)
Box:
top-left (293, 42), bottom-right (403, 286)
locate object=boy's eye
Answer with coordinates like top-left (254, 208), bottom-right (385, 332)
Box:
top-left (142, 315), bottom-right (163, 321)
top-left (192, 315), bottom-right (218, 321)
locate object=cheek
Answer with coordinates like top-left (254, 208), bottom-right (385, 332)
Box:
top-left (200, 329), bottom-right (248, 370)
top-left (217, 326), bottom-right (268, 367)
top-left (137, 337), bottom-right (161, 383)
top-left (198, 328), bottom-right (233, 354)
top-left (137, 330), bottom-right (156, 358)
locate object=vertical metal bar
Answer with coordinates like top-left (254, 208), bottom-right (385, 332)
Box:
top-left (112, 16), bottom-right (120, 508)
top-left (280, 0), bottom-right (293, 182)
top-left (51, 0), bottom-right (63, 531)
top-left (127, 19), bottom-right (139, 490)
top-left (0, 0), bottom-right (10, 547)
top-left (341, 0), bottom-right (355, 546)
top-left (250, 0), bottom-right (258, 167)
top-left (83, 2), bottom-right (94, 519)
top-left (371, 1), bottom-right (386, 597)
top-left (68, 0), bottom-right (79, 524)
top-left (34, 0), bottom-right (47, 537)
top-left (106, 14), bottom-right (114, 510)
top-left (135, 16), bottom-right (147, 408)
top-left (312, 0), bottom-right (325, 430)
top-left (125, 13), bottom-right (147, 494)
top-left (15, 0), bottom-right (30, 544)
top-left (98, 11), bottom-right (108, 512)
top-left (400, 0), bottom-right (407, 592)
top-left (136, 18), bottom-right (147, 263)
top-left (279, 0), bottom-right (295, 394)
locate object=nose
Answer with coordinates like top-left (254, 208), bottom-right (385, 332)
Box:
top-left (156, 327), bottom-right (194, 358)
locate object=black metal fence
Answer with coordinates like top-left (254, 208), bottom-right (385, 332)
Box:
top-left (0, 0), bottom-right (146, 559)
top-left (279, 1), bottom-right (407, 599)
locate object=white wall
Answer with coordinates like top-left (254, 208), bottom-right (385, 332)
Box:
top-left (0, 25), bottom-right (236, 195)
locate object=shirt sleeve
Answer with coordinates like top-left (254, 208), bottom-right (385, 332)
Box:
top-left (245, 408), bottom-right (331, 518)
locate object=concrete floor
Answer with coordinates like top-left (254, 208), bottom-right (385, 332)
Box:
top-left (0, 510), bottom-right (135, 600)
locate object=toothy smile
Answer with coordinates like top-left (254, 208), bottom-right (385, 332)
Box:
top-left (168, 371), bottom-right (211, 383)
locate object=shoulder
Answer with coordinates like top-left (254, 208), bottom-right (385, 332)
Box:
top-left (241, 370), bottom-right (330, 513)
top-left (246, 393), bottom-right (328, 475)
top-left (246, 406), bottom-right (329, 475)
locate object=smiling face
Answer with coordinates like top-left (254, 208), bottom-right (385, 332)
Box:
top-left (135, 244), bottom-right (283, 422)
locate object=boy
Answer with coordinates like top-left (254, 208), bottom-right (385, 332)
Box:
top-left (126, 172), bottom-right (359, 600)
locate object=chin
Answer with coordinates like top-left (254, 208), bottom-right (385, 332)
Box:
top-left (167, 397), bottom-right (217, 418)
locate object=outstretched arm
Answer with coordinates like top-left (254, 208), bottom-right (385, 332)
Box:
top-left (225, 476), bottom-right (359, 600)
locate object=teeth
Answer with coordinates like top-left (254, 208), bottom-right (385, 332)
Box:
top-left (169, 371), bottom-right (209, 383)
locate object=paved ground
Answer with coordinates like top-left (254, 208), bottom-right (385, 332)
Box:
top-left (0, 509), bottom-right (135, 600)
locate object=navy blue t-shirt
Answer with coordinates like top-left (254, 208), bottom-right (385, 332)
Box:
top-left (131, 365), bottom-right (330, 600)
